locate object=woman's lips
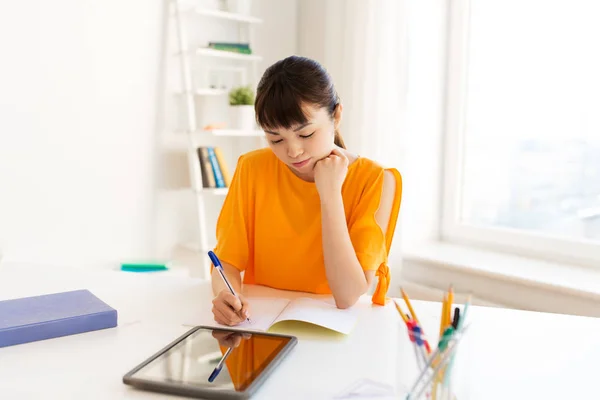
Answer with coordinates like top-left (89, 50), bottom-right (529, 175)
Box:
top-left (291, 158), bottom-right (311, 168)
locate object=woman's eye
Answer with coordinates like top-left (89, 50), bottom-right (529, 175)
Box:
top-left (271, 139), bottom-right (283, 144)
top-left (300, 131), bottom-right (315, 139)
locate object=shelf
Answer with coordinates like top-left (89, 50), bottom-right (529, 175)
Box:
top-left (194, 8), bottom-right (263, 24)
top-left (196, 47), bottom-right (262, 61)
top-left (162, 130), bottom-right (264, 150)
top-left (194, 188), bottom-right (228, 196)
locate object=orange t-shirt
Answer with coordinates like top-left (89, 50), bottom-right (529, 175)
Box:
top-left (214, 148), bottom-right (401, 295)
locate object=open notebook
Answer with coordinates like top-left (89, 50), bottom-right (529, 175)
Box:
top-left (198, 297), bottom-right (360, 335)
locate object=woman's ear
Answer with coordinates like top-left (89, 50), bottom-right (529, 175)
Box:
top-left (333, 103), bottom-right (343, 129)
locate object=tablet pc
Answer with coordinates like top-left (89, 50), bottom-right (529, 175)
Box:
top-left (122, 326), bottom-right (297, 399)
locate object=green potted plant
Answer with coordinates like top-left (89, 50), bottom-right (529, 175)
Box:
top-left (228, 85), bottom-right (255, 130)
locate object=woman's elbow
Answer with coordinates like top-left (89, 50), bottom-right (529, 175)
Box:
top-left (335, 297), bottom-right (359, 309)
top-left (333, 288), bottom-right (367, 309)
top-left (332, 271), bottom-right (370, 309)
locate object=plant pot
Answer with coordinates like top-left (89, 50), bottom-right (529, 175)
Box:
top-left (226, 0), bottom-right (251, 15)
top-left (229, 105), bottom-right (255, 130)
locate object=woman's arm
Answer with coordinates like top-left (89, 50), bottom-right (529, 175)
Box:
top-left (211, 261), bottom-right (243, 296)
top-left (317, 151), bottom-right (396, 309)
top-left (320, 193), bottom-right (371, 308)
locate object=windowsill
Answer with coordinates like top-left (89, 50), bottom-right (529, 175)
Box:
top-left (402, 241), bottom-right (600, 302)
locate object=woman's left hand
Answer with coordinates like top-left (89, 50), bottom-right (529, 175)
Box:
top-left (314, 148), bottom-right (349, 198)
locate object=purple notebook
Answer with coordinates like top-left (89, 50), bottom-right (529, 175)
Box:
top-left (0, 289), bottom-right (118, 348)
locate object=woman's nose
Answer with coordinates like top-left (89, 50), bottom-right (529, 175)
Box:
top-left (287, 144), bottom-right (304, 158)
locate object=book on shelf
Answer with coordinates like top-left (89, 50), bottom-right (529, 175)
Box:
top-left (197, 147), bottom-right (232, 189)
top-left (207, 148), bottom-right (225, 188)
top-left (213, 147), bottom-right (232, 187)
top-left (207, 41), bottom-right (252, 54)
top-left (197, 147), bottom-right (216, 188)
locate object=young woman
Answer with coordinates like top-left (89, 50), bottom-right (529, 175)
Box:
top-left (211, 55), bottom-right (402, 326)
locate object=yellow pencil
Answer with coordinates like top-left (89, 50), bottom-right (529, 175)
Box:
top-left (401, 288), bottom-right (421, 326)
top-left (431, 375), bottom-right (440, 400)
top-left (393, 299), bottom-right (409, 323)
top-left (439, 294), bottom-right (447, 337)
top-left (447, 285), bottom-right (454, 326)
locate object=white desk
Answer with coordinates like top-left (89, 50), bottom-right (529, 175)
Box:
top-left (0, 263), bottom-right (598, 399)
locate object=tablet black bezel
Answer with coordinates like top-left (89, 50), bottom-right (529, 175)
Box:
top-left (122, 326), bottom-right (298, 400)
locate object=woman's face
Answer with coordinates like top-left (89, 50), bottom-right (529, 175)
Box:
top-left (263, 103), bottom-right (342, 181)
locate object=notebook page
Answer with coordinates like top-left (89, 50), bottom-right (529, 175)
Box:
top-left (272, 297), bottom-right (360, 334)
top-left (187, 297), bottom-right (290, 332)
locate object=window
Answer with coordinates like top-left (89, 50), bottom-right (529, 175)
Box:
top-left (442, 0), bottom-right (600, 265)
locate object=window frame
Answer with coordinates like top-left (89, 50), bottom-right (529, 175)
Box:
top-left (441, 0), bottom-right (600, 267)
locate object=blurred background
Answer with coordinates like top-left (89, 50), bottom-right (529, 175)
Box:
top-left (0, 0), bottom-right (598, 315)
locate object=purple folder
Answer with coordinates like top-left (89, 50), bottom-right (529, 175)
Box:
top-left (0, 289), bottom-right (118, 348)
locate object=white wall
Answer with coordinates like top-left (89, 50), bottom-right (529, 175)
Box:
top-left (253, 0), bottom-right (299, 72)
top-left (0, 0), bottom-right (164, 267)
top-left (0, 0), bottom-right (298, 268)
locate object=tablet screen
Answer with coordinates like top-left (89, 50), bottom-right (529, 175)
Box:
top-left (130, 328), bottom-right (292, 392)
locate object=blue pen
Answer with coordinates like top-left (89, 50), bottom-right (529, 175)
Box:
top-left (411, 325), bottom-right (428, 368)
top-left (208, 347), bottom-right (233, 382)
top-left (208, 251), bottom-right (250, 323)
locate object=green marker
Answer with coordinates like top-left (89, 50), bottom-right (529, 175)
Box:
top-left (438, 326), bottom-right (455, 351)
top-left (120, 263), bottom-right (168, 272)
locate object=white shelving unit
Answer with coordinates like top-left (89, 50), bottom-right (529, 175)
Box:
top-left (162, 129), bottom-right (264, 150)
top-left (193, 8), bottom-right (263, 24)
top-left (169, 0), bottom-right (264, 278)
top-left (196, 47), bottom-right (263, 61)
top-left (193, 187), bottom-right (229, 195)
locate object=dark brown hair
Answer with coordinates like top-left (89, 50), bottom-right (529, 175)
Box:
top-left (254, 55), bottom-right (345, 148)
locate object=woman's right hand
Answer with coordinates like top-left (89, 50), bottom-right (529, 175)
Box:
top-left (211, 290), bottom-right (250, 326)
top-left (211, 331), bottom-right (251, 348)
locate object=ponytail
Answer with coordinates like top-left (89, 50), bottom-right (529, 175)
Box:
top-left (334, 129), bottom-right (346, 149)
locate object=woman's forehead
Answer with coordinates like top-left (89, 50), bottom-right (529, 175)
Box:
top-left (270, 105), bottom-right (328, 132)
top-left (298, 104), bottom-right (328, 121)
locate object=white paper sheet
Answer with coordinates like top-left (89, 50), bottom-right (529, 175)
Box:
top-left (189, 295), bottom-right (361, 335)
top-left (273, 297), bottom-right (360, 334)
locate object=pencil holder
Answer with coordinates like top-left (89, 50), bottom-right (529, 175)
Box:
top-left (394, 288), bottom-right (475, 400)
top-left (403, 324), bottom-right (471, 400)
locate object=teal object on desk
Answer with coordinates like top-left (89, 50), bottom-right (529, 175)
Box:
top-left (120, 263), bottom-right (168, 272)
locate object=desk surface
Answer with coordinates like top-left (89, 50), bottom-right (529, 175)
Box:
top-left (0, 263), bottom-right (598, 399)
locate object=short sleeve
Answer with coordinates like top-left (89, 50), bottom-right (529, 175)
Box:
top-left (348, 170), bottom-right (388, 271)
top-left (213, 155), bottom-right (251, 272)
